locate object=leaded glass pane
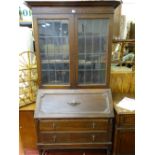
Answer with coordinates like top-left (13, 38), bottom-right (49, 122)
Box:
top-left (78, 19), bottom-right (109, 84)
top-left (38, 20), bottom-right (70, 85)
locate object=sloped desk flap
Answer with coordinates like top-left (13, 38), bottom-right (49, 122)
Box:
top-left (35, 89), bottom-right (114, 118)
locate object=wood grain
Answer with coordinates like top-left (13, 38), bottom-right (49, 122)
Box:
top-left (19, 111), bottom-right (37, 149)
top-left (113, 93), bottom-right (135, 155)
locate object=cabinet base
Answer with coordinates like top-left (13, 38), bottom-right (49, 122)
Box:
top-left (39, 149), bottom-right (111, 155)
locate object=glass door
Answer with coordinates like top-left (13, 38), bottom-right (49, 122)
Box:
top-left (75, 14), bottom-right (112, 87)
top-left (34, 15), bottom-right (74, 88)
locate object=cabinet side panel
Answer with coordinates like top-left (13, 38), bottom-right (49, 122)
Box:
top-left (32, 15), bottom-right (42, 87)
top-left (19, 111), bottom-right (37, 149)
top-left (113, 129), bottom-right (135, 155)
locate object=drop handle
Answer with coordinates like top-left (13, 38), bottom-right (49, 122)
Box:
top-left (92, 122), bottom-right (96, 129)
top-left (92, 134), bottom-right (95, 142)
top-left (52, 135), bottom-right (56, 143)
top-left (67, 100), bottom-right (81, 106)
top-left (52, 122), bottom-right (56, 129)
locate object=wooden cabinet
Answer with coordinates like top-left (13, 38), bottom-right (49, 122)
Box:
top-left (113, 94), bottom-right (135, 155)
top-left (19, 111), bottom-right (37, 149)
top-left (34, 89), bottom-right (114, 155)
top-left (25, 1), bottom-right (121, 155)
top-left (26, 0), bottom-right (121, 88)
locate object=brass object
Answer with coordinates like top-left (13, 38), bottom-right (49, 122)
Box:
top-left (92, 134), bottom-right (95, 142)
top-left (19, 51), bottom-right (38, 107)
top-left (67, 101), bottom-right (81, 106)
top-left (52, 135), bottom-right (56, 143)
top-left (92, 122), bottom-right (96, 129)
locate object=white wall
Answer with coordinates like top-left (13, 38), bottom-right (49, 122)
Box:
top-left (122, 0), bottom-right (135, 22)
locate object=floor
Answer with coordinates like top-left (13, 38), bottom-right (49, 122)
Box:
top-left (25, 149), bottom-right (39, 155)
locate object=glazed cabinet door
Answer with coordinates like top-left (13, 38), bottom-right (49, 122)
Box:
top-left (33, 14), bottom-right (75, 88)
top-left (33, 13), bottom-right (113, 88)
top-left (74, 14), bottom-right (113, 88)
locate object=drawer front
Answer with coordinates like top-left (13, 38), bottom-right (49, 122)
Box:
top-left (39, 132), bottom-right (111, 144)
top-left (39, 119), bottom-right (112, 131)
top-left (118, 114), bottom-right (135, 127)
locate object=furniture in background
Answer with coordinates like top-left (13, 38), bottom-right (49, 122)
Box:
top-left (112, 39), bottom-right (135, 71)
top-left (112, 93), bottom-right (135, 155)
top-left (19, 51), bottom-right (38, 107)
top-left (19, 134), bottom-right (25, 155)
top-left (19, 110), bottom-right (37, 150)
top-left (110, 71), bottom-right (134, 94)
top-left (110, 39), bottom-right (135, 94)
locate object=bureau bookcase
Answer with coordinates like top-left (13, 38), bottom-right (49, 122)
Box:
top-left (26, 1), bottom-right (121, 155)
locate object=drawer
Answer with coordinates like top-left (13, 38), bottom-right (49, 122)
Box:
top-left (43, 150), bottom-right (108, 155)
top-left (117, 114), bottom-right (135, 127)
top-left (38, 132), bottom-right (111, 144)
top-left (39, 119), bottom-right (112, 131)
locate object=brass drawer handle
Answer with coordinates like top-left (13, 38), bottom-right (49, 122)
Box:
top-left (67, 100), bottom-right (81, 106)
top-left (92, 122), bottom-right (96, 129)
top-left (52, 122), bottom-right (56, 129)
top-left (92, 134), bottom-right (95, 142)
top-left (52, 135), bottom-right (56, 143)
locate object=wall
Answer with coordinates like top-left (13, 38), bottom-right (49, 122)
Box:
top-left (120, 0), bottom-right (135, 39)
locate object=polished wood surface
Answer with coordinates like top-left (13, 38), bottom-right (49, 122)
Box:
top-left (19, 93), bottom-right (135, 154)
top-left (113, 129), bottom-right (135, 155)
top-left (35, 89), bottom-right (114, 118)
top-left (26, 0), bottom-right (121, 8)
top-left (22, 1), bottom-right (122, 155)
top-left (39, 132), bottom-right (110, 143)
top-left (19, 134), bottom-right (25, 155)
top-left (39, 119), bottom-right (111, 131)
top-left (19, 111), bottom-right (37, 149)
top-left (40, 149), bottom-right (108, 155)
top-left (113, 93), bottom-right (135, 155)
top-left (35, 89), bottom-right (114, 154)
top-left (31, 6), bottom-right (114, 14)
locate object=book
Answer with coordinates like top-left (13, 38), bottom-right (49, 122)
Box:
top-left (117, 97), bottom-right (135, 111)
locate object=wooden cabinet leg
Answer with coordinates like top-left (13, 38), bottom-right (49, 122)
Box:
top-left (39, 149), bottom-right (42, 155)
top-left (42, 150), bottom-right (46, 155)
top-left (107, 149), bottom-right (111, 155)
top-left (39, 149), bottom-right (46, 155)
